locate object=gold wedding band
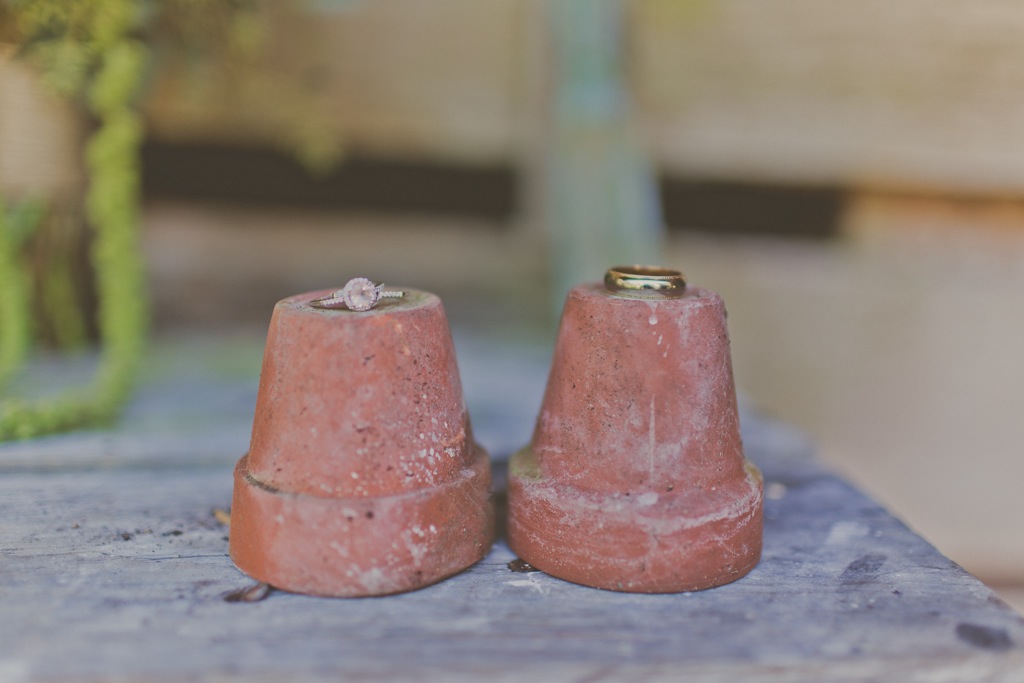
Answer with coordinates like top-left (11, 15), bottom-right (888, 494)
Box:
top-left (604, 265), bottom-right (687, 298)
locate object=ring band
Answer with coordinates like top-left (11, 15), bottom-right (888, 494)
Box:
top-left (604, 265), bottom-right (687, 298)
top-left (310, 277), bottom-right (406, 312)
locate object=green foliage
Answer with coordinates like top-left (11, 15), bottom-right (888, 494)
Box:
top-left (0, 199), bottom-right (40, 387)
top-left (42, 257), bottom-right (89, 350)
top-left (0, 0), bottom-right (148, 440)
top-left (1, 0), bottom-right (341, 439)
top-left (6, 0), bottom-right (140, 95)
top-left (89, 40), bottom-right (146, 113)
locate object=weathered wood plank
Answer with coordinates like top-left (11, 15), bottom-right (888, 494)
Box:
top-left (1, 413), bottom-right (1022, 682)
top-left (1, 335), bottom-right (1022, 680)
top-left (0, 345), bottom-right (259, 473)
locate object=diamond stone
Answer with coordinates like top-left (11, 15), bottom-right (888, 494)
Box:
top-left (342, 278), bottom-right (380, 311)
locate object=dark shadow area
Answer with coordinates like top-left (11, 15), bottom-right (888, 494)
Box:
top-left (490, 458), bottom-right (509, 542)
top-left (143, 140), bottom-right (846, 238)
top-left (661, 177), bottom-right (846, 239)
top-left (142, 140), bottom-right (519, 221)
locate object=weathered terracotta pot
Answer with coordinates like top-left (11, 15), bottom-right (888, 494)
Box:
top-left (230, 289), bottom-right (493, 597)
top-left (507, 283), bottom-right (762, 592)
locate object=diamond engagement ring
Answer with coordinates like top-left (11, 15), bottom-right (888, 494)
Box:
top-left (310, 277), bottom-right (406, 311)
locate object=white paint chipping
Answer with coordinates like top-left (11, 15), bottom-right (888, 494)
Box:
top-left (401, 527), bottom-right (429, 562)
top-left (355, 567), bottom-right (390, 593)
top-left (523, 467), bottom-right (763, 534)
top-left (637, 492), bottom-right (659, 507)
top-left (508, 573), bottom-right (550, 595)
top-left (647, 301), bottom-right (660, 326)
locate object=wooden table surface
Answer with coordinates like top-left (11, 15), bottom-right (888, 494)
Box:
top-left (1, 334), bottom-right (1022, 682)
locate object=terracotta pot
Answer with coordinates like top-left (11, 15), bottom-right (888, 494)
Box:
top-left (507, 283), bottom-right (762, 592)
top-left (230, 289), bottom-right (493, 596)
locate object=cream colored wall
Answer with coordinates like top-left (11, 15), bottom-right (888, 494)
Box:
top-left (635, 0), bottom-right (1024, 193)
top-left (0, 45), bottom-right (82, 197)
top-left (670, 199), bottom-right (1024, 588)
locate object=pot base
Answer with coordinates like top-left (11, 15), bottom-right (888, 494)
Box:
top-left (230, 445), bottom-right (493, 597)
top-left (507, 446), bottom-right (763, 593)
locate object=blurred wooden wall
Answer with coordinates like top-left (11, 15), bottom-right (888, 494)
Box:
top-left (143, 0), bottom-right (1024, 199)
top-left (0, 45), bottom-right (82, 198)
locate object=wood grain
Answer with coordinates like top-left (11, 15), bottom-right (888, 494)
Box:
top-left (1, 335), bottom-right (1022, 681)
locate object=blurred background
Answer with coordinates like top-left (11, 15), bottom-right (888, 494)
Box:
top-left (2, 0), bottom-right (1022, 609)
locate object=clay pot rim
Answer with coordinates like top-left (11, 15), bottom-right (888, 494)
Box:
top-left (575, 282), bottom-right (724, 308)
top-left (239, 443), bottom-right (490, 501)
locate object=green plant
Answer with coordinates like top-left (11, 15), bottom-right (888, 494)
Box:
top-left (0, 198), bottom-right (42, 388)
top-left (0, 0), bottom-right (148, 439)
top-left (1, 0), bottom-right (342, 439)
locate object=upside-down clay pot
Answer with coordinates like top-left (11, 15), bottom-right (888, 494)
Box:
top-left (507, 283), bottom-right (763, 592)
top-left (229, 289), bottom-right (493, 597)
